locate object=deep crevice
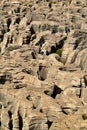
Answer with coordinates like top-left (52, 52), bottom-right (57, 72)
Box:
top-left (36, 37), bottom-right (45, 47)
top-left (18, 111), bottom-right (23, 130)
top-left (79, 87), bottom-right (82, 98)
top-left (61, 108), bottom-right (68, 115)
top-left (15, 17), bottom-right (21, 24)
top-left (51, 85), bottom-right (63, 99)
top-left (0, 34), bottom-right (4, 42)
top-left (47, 120), bottom-right (53, 129)
top-left (0, 75), bottom-right (6, 84)
top-left (30, 26), bottom-right (35, 35)
top-left (49, 3), bottom-right (52, 8)
top-left (50, 46), bottom-right (56, 53)
top-left (74, 39), bottom-right (79, 49)
top-left (58, 37), bottom-right (67, 48)
top-left (47, 37), bottom-right (67, 55)
top-left (31, 52), bottom-right (36, 59)
top-left (8, 111), bottom-right (13, 130)
top-left (7, 18), bottom-right (12, 28)
top-left (84, 75), bottom-right (87, 86)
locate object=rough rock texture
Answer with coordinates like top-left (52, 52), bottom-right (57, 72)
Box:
top-left (0, 0), bottom-right (87, 130)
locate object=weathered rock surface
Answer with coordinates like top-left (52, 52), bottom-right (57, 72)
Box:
top-left (0, 0), bottom-right (87, 130)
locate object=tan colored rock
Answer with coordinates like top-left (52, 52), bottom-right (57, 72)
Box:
top-left (0, 0), bottom-right (87, 130)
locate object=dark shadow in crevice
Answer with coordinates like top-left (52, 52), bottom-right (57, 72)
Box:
top-left (18, 111), bottom-right (23, 130)
top-left (58, 37), bottom-right (67, 48)
top-left (30, 26), bottom-right (35, 35)
top-left (50, 46), bottom-right (56, 54)
top-left (59, 67), bottom-right (66, 71)
top-left (39, 108), bottom-right (43, 113)
top-left (40, 76), bottom-right (45, 81)
top-left (59, 67), bottom-right (77, 72)
top-left (44, 90), bottom-right (51, 96)
top-left (36, 37), bottom-right (45, 47)
top-left (51, 85), bottom-right (63, 99)
top-left (31, 52), bottom-right (36, 59)
top-left (61, 108), bottom-right (68, 115)
top-left (0, 34), bottom-right (4, 42)
top-left (47, 37), bottom-right (67, 55)
top-left (15, 17), bottom-right (21, 24)
top-left (48, 2), bottom-right (52, 8)
top-left (47, 120), bottom-right (53, 129)
top-left (84, 75), bottom-right (87, 86)
top-left (74, 39), bottom-right (79, 49)
top-left (7, 18), bottom-right (12, 28)
top-left (65, 26), bottom-right (70, 34)
top-left (26, 95), bottom-right (31, 101)
top-left (0, 75), bottom-right (6, 84)
top-left (32, 105), bottom-right (36, 110)
top-left (15, 7), bottom-right (20, 13)
top-left (8, 111), bottom-right (13, 130)
top-left (22, 68), bottom-right (32, 74)
top-left (79, 87), bottom-right (82, 98)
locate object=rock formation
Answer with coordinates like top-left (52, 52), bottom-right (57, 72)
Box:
top-left (0, 0), bottom-right (87, 130)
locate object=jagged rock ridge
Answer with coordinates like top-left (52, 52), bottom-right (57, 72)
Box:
top-left (0, 0), bottom-right (87, 130)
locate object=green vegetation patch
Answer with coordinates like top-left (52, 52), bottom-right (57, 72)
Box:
top-left (82, 114), bottom-right (87, 120)
top-left (56, 48), bottom-right (62, 57)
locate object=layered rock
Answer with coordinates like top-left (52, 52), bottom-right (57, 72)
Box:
top-left (0, 0), bottom-right (87, 130)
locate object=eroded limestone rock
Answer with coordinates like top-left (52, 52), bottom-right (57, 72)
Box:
top-left (0, 0), bottom-right (87, 130)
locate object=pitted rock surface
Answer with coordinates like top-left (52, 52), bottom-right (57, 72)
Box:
top-left (0, 0), bottom-right (87, 130)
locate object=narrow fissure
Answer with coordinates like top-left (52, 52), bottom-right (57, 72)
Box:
top-left (8, 111), bottom-right (13, 130)
top-left (0, 34), bottom-right (4, 42)
top-left (74, 39), bottom-right (79, 49)
top-left (31, 52), bottom-right (36, 59)
top-left (0, 121), bottom-right (1, 130)
top-left (7, 18), bottom-right (12, 28)
top-left (84, 75), bottom-right (87, 86)
top-left (62, 108), bottom-right (68, 115)
top-left (18, 111), bottom-right (23, 130)
top-left (30, 26), bottom-right (35, 35)
top-left (79, 87), bottom-right (82, 98)
top-left (48, 3), bottom-right (52, 8)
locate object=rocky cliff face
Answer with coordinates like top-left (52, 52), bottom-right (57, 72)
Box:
top-left (0, 0), bottom-right (87, 130)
